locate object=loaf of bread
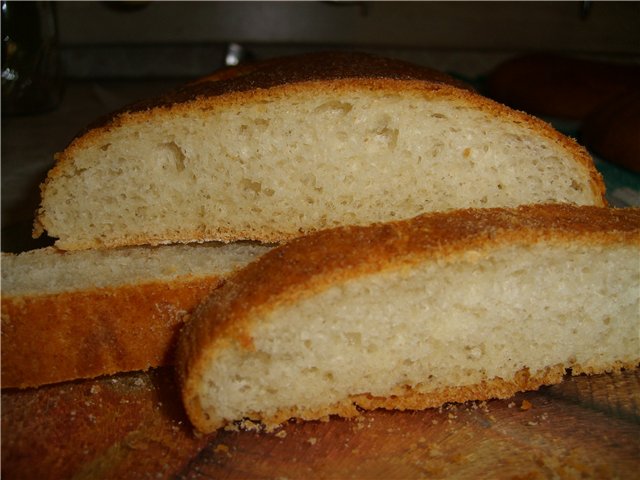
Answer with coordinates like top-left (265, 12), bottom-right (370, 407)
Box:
top-left (1, 242), bottom-right (270, 388)
top-left (581, 91), bottom-right (640, 173)
top-left (34, 52), bottom-right (605, 251)
top-left (487, 53), bottom-right (640, 120)
top-left (176, 204), bottom-right (640, 433)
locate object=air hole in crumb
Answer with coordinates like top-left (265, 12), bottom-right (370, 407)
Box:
top-left (430, 143), bottom-right (444, 158)
top-left (160, 141), bottom-right (187, 172)
top-left (314, 100), bottom-right (353, 115)
top-left (253, 118), bottom-right (270, 130)
top-left (345, 332), bottom-right (362, 346)
top-left (376, 126), bottom-right (399, 150)
top-left (240, 178), bottom-right (262, 193)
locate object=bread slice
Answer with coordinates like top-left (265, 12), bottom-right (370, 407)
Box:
top-left (34, 52), bottom-right (605, 251)
top-left (176, 204), bottom-right (640, 433)
top-left (1, 242), bottom-right (270, 388)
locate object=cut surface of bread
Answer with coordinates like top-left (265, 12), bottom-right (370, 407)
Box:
top-left (34, 52), bottom-right (605, 250)
top-left (1, 242), bottom-right (270, 388)
top-left (176, 204), bottom-right (640, 433)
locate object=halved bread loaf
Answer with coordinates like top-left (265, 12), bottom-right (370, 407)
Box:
top-left (1, 242), bottom-right (270, 388)
top-left (34, 52), bottom-right (605, 251)
top-left (176, 204), bottom-right (640, 433)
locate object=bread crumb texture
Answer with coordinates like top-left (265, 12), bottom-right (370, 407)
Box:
top-left (34, 52), bottom-right (604, 250)
top-left (177, 205), bottom-right (640, 433)
top-left (1, 242), bottom-right (269, 296)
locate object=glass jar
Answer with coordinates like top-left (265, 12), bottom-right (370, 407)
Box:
top-left (2, 0), bottom-right (64, 115)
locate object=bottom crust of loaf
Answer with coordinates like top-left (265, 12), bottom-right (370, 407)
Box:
top-left (225, 362), bottom-right (638, 432)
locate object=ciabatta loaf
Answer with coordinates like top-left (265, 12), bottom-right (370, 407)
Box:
top-left (1, 242), bottom-right (270, 388)
top-left (34, 52), bottom-right (605, 250)
top-left (176, 204), bottom-right (640, 433)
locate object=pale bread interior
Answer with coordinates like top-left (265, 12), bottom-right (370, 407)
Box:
top-left (194, 242), bottom-right (639, 427)
top-left (1, 242), bottom-right (270, 296)
top-left (39, 88), bottom-right (600, 249)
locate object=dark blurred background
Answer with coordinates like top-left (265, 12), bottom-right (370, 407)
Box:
top-left (54, 1), bottom-right (640, 79)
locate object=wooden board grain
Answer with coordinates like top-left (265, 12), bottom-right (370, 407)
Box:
top-left (2, 368), bottom-right (639, 480)
top-left (1, 369), bottom-right (211, 479)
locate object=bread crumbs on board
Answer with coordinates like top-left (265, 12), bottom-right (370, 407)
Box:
top-left (214, 444), bottom-right (231, 457)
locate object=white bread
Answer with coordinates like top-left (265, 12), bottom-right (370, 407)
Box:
top-left (34, 52), bottom-right (606, 251)
top-left (176, 204), bottom-right (640, 433)
top-left (1, 242), bottom-right (270, 388)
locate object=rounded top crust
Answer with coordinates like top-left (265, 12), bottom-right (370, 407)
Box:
top-left (138, 51), bottom-right (471, 106)
top-left (82, 51), bottom-right (472, 133)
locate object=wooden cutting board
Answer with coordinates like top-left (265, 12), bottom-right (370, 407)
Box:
top-left (2, 367), bottom-right (639, 479)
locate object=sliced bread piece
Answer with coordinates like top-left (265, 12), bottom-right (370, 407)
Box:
top-left (1, 242), bottom-right (270, 388)
top-left (34, 52), bottom-right (605, 251)
top-left (176, 204), bottom-right (640, 433)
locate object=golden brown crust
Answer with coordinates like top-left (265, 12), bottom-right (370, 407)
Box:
top-left (90, 51), bottom-right (472, 125)
top-left (52, 52), bottom-right (470, 162)
top-left (1, 276), bottom-right (224, 389)
top-left (176, 204), bottom-right (640, 432)
top-left (34, 52), bottom-right (606, 246)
